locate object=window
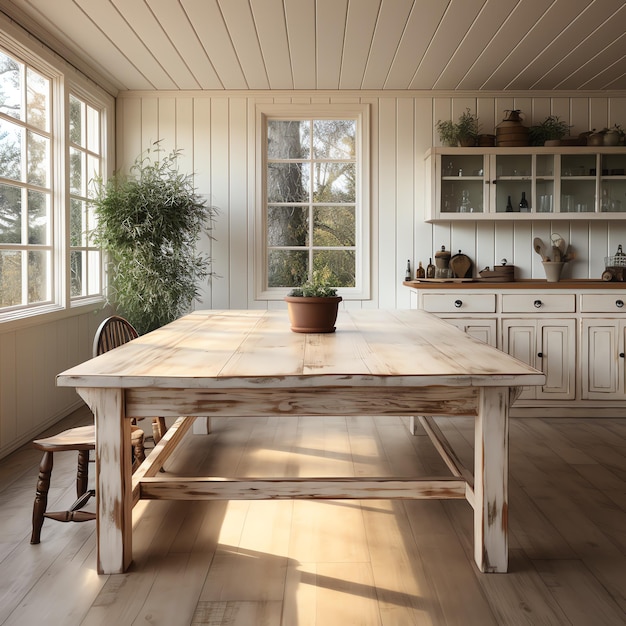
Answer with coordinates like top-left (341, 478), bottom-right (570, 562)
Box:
top-left (256, 105), bottom-right (370, 300)
top-left (69, 94), bottom-right (102, 301)
top-left (0, 42), bottom-right (109, 321)
top-left (0, 48), bottom-right (52, 310)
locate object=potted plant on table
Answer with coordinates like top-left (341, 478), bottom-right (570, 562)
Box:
top-left (90, 141), bottom-right (217, 335)
top-left (284, 267), bottom-right (343, 333)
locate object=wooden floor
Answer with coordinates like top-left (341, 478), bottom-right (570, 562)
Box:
top-left (0, 407), bottom-right (624, 625)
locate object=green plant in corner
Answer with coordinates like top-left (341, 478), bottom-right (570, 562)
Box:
top-left (90, 141), bottom-right (217, 335)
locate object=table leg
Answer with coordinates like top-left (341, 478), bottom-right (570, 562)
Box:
top-left (79, 387), bottom-right (132, 574)
top-left (474, 387), bottom-right (509, 573)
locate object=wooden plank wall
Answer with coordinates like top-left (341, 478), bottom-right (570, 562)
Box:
top-left (116, 91), bottom-right (626, 312)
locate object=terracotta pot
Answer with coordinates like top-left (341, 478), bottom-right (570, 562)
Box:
top-left (284, 296), bottom-right (342, 333)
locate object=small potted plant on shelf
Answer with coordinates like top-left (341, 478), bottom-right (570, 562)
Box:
top-left (284, 266), bottom-right (343, 333)
top-left (528, 115), bottom-right (571, 146)
top-left (436, 108), bottom-right (480, 147)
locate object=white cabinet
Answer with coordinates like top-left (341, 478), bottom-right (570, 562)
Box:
top-left (502, 319), bottom-right (576, 401)
top-left (425, 146), bottom-right (626, 222)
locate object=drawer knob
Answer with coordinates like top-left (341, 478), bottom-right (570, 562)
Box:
top-left (534, 300), bottom-right (542, 308)
top-left (616, 299), bottom-right (624, 308)
top-left (454, 299), bottom-right (463, 308)
top-left (537, 352), bottom-right (543, 358)
top-left (620, 353), bottom-right (625, 359)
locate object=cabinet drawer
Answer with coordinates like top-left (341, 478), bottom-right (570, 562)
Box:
top-left (422, 293), bottom-right (495, 313)
top-left (580, 294), bottom-right (626, 313)
top-left (502, 294), bottom-right (575, 313)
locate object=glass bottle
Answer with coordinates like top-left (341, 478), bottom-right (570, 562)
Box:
top-left (519, 191), bottom-right (529, 212)
top-left (505, 195), bottom-right (513, 212)
top-left (459, 190), bottom-right (472, 213)
top-left (426, 258), bottom-right (435, 278)
top-left (416, 261), bottom-right (425, 279)
top-left (405, 259), bottom-right (411, 281)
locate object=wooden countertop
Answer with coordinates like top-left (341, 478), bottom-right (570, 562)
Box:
top-left (403, 279), bottom-right (626, 290)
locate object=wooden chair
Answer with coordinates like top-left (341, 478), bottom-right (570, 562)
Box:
top-left (30, 315), bottom-right (151, 544)
top-left (92, 316), bottom-right (167, 444)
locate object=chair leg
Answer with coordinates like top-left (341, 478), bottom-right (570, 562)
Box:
top-left (152, 417), bottom-right (167, 444)
top-left (76, 449), bottom-right (90, 498)
top-left (31, 450), bottom-right (53, 544)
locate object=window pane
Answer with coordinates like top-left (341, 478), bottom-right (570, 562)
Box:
top-left (69, 95), bottom-right (83, 145)
top-left (0, 250), bottom-right (22, 306)
top-left (313, 250), bottom-right (355, 287)
top-left (69, 147), bottom-right (83, 194)
top-left (267, 162), bottom-right (309, 203)
top-left (0, 119), bottom-right (22, 181)
top-left (268, 249), bottom-right (308, 288)
top-left (28, 249), bottom-right (48, 303)
top-left (87, 104), bottom-right (100, 153)
top-left (268, 205), bottom-right (308, 246)
top-left (313, 120), bottom-right (355, 159)
top-left (313, 163), bottom-right (355, 203)
top-left (70, 198), bottom-right (83, 246)
top-left (27, 131), bottom-right (49, 187)
top-left (26, 67), bottom-right (49, 132)
top-left (28, 189), bottom-right (48, 244)
top-left (313, 206), bottom-right (355, 246)
top-left (87, 249), bottom-right (100, 295)
top-left (70, 249), bottom-right (83, 297)
top-left (268, 120), bottom-right (308, 158)
top-left (0, 183), bottom-right (22, 243)
top-left (0, 52), bottom-right (22, 121)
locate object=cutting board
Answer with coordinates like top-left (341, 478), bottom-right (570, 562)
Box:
top-left (449, 253), bottom-right (472, 278)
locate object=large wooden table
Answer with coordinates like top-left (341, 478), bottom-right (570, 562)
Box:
top-left (57, 309), bottom-right (544, 575)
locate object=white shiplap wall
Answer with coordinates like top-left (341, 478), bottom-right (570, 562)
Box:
top-left (117, 90), bottom-right (626, 311)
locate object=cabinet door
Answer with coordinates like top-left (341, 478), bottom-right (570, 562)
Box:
top-left (502, 319), bottom-right (575, 400)
top-left (538, 320), bottom-right (575, 400)
top-left (581, 320), bottom-right (621, 399)
top-left (442, 318), bottom-right (496, 346)
top-left (502, 320), bottom-right (537, 400)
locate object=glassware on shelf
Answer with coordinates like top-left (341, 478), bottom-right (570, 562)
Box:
top-left (459, 190), bottom-right (472, 213)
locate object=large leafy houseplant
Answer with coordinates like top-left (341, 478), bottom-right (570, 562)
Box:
top-left (90, 142), bottom-right (217, 335)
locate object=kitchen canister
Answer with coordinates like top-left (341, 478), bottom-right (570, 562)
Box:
top-left (496, 110), bottom-right (529, 147)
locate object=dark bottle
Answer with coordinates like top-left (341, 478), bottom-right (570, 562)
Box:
top-left (519, 191), bottom-right (529, 212)
top-left (426, 257), bottom-right (435, 278)
top-left (505, 195), bottom-right (513, 212)
top-left (405, 259), bottom-right (411, 281)
top-left (416, 261), bottom-right (425, 279)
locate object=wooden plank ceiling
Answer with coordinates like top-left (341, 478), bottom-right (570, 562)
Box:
top-left (2, 0), bottom-right (625, 95)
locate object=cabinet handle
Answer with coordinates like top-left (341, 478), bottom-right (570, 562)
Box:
top-left (534, 300), bottom-right (542, 308)
top-left (616, 299), bottom-right (624, 308)
top-left (537, 352), bottom-right (543, 358)
top-left (620, 353), bottom-right (625, 359)
top-left (454, 299), bottom-right (463, 308)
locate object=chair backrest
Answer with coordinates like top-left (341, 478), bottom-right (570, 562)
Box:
top-left (93, 315), bottom-right (139, 357)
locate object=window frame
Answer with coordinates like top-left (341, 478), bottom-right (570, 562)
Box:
top-left (0, 35), bottom-right (111, 325)
top-left (254, 103), bottom-right (370, 301)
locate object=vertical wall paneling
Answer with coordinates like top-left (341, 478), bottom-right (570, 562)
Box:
top-left (414, 98), bottom-right (433, 269)
top-left (141, 97), bottom-right (159, 149)
top-left (589, 98), bottom-right (609, 134)
top-left (378, 98), bottom-right (399, 305)
top-left (157, 97), bottom-right (177, 154)
top-left (228, 98), bottom-right (250, 310)
top-left (210, 98), bottom-right (231, 309)
top-left (0, 333), bottom-right (17, 448)
top-left (396, 98), bottom-right (414, 307)
top-left (193, 98), bottom-right (213, 309)
top-left (117, 97), bottom-right (142, 169)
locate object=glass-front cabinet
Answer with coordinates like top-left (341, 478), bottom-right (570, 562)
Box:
top-left (425, 147), bottom-right (626, 221)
